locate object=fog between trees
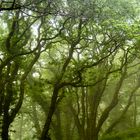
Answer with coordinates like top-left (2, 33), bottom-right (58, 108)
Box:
top-left (0, 0), bottom-right (140, 140)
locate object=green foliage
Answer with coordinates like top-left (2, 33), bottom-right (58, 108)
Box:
top-left (1, 0), bottom-right (140, 140)
top-left (101, 128), bottom-right (140, 140)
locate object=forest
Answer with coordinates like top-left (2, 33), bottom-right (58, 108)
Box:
top-left (0, 0), bottom-right (140, 140)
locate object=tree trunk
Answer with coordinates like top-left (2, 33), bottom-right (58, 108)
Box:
top-left (89, 128), bottom-right (99, 140)
top-left (40, 86), bottom-right (59, 140)
top-left (2, 121), bottom-right (9, 140)
top-left (92, 134), bottom-right (98, 140)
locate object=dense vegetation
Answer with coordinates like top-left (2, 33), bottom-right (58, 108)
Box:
top-left (0, 0), bottom-right (140, 140)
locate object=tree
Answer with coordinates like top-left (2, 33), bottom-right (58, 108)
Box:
top-left (0, 0), bottom-right (140, 140)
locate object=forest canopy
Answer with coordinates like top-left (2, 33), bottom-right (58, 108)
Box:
top-left (0, 0), bottom-right (140, 140)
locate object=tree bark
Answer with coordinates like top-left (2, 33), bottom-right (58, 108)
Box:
top-left (40, 85), bottom-right (59, 140)
top-left (1, 117), bottom-right (10, 140)
top-left (92, 133), bottom-right (98, 140)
